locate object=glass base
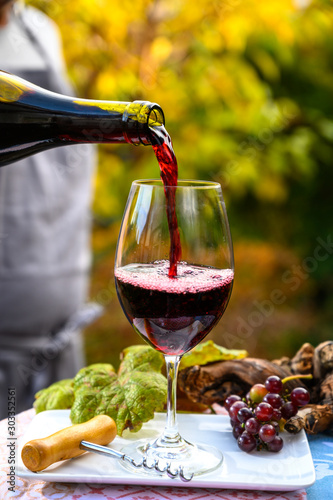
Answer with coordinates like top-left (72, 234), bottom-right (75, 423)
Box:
top-left (120, 435), bottom-right (223, 479)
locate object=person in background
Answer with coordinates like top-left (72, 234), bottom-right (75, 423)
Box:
top-left (0, 0), bottom-right (98, 418)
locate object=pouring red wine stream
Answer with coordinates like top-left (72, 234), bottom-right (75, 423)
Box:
top-left (150, 125), bottom-right (181, 278)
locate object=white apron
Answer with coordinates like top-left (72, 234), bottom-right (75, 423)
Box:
top-left (0, 6), bottom-right (97, 416)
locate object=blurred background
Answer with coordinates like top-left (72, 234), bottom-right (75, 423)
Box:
top-left (27, 0), bottom-right (333, 368)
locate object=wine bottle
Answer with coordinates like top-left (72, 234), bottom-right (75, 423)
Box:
top-left (0, 70), bottom-right (164, 167)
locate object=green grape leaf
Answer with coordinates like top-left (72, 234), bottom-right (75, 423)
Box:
top-left (180, 340), bottom-right (248, 370)
top-left (33, 379), bottom-right (74, 413)
top-left (70, 346), bottom-right (167, 435)
top-left (119, 344), bottom-right (165, 374)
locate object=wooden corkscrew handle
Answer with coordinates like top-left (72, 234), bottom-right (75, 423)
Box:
top-left (21, 415), bottom-right (117, 472)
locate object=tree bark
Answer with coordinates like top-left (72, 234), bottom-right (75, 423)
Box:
top-left (178, 357), bottom-right (304, 406)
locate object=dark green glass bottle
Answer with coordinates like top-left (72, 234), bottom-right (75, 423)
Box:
top-left (0, 70), bottom-right (164, 166)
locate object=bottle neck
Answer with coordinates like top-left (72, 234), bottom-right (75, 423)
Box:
top-left (0, 71), bottom-right (165, 147)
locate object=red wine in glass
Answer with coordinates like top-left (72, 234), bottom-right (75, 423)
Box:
top-left (115, 261), bottom-right (233, 355)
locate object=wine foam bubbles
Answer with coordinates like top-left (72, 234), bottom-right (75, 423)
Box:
top-left (115, 261), bottom-right (234, 294)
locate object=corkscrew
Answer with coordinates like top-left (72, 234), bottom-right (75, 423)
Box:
top-left (80, 441), bottom-right (194, 482)
top-left (21, 415), bottom-right (193, 481)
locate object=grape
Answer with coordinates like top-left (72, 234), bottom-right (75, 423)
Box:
top-left (245, 417), bottom-right (260, 435)
top-left (237, 407), bottom-right (254, 423)
top-left (249, 383), bottom-right (268, 403)
top-left (265, 375), bottom-right (283, 394)
top-left (254, 402), bottom-right (274, 422)
top-left (237, 432), bottom-right (257, 452)
top-left (229, 401), bottom-right (248, 421)
top-left (263, 393), bottom-right (284, 409)
top-left (224, 394), bottom-right (241, 411)
top-left (232, 423), bottom-right (244, 439)
top-left (268, 435), bottom-right (284, 452)
top-left (226, 376), bottom-right (311, 455)
top-left (271, 408), bottom-right (282, 422)
top-left (281, 401), bottom-right (298, 420)
top-left (270, 420), bottom-right (280, 434)
top-left (259, 424), bottom-right (276, 443)
top-left (290, 387), bottom-right (310, 407)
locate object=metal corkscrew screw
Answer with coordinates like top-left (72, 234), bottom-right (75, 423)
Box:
top-left (80, 441), bottom-right (194, 482)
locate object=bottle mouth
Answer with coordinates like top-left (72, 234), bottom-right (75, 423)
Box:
top-left (147, 105), bottom-right (165, 128)
top-left (123, 101), bottom-right (165, 145)
top-left (145, 104), bottom-right (165, 146)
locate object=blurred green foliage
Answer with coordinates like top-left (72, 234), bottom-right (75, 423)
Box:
top-left (28, 0), bottom-right (333, 365)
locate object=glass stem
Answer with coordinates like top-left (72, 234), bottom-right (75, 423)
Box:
top-left (163, 354), bottom-right (182, 443)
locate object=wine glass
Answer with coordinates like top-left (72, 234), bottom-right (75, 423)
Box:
top-left (114, 179), bottom-right (234, 477)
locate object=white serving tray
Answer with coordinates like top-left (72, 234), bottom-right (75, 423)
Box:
top-left (17, 410), bottom-right (315, 491)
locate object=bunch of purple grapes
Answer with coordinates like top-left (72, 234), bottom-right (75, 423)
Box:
top-left (224, 375), bottom-right (310, 453)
